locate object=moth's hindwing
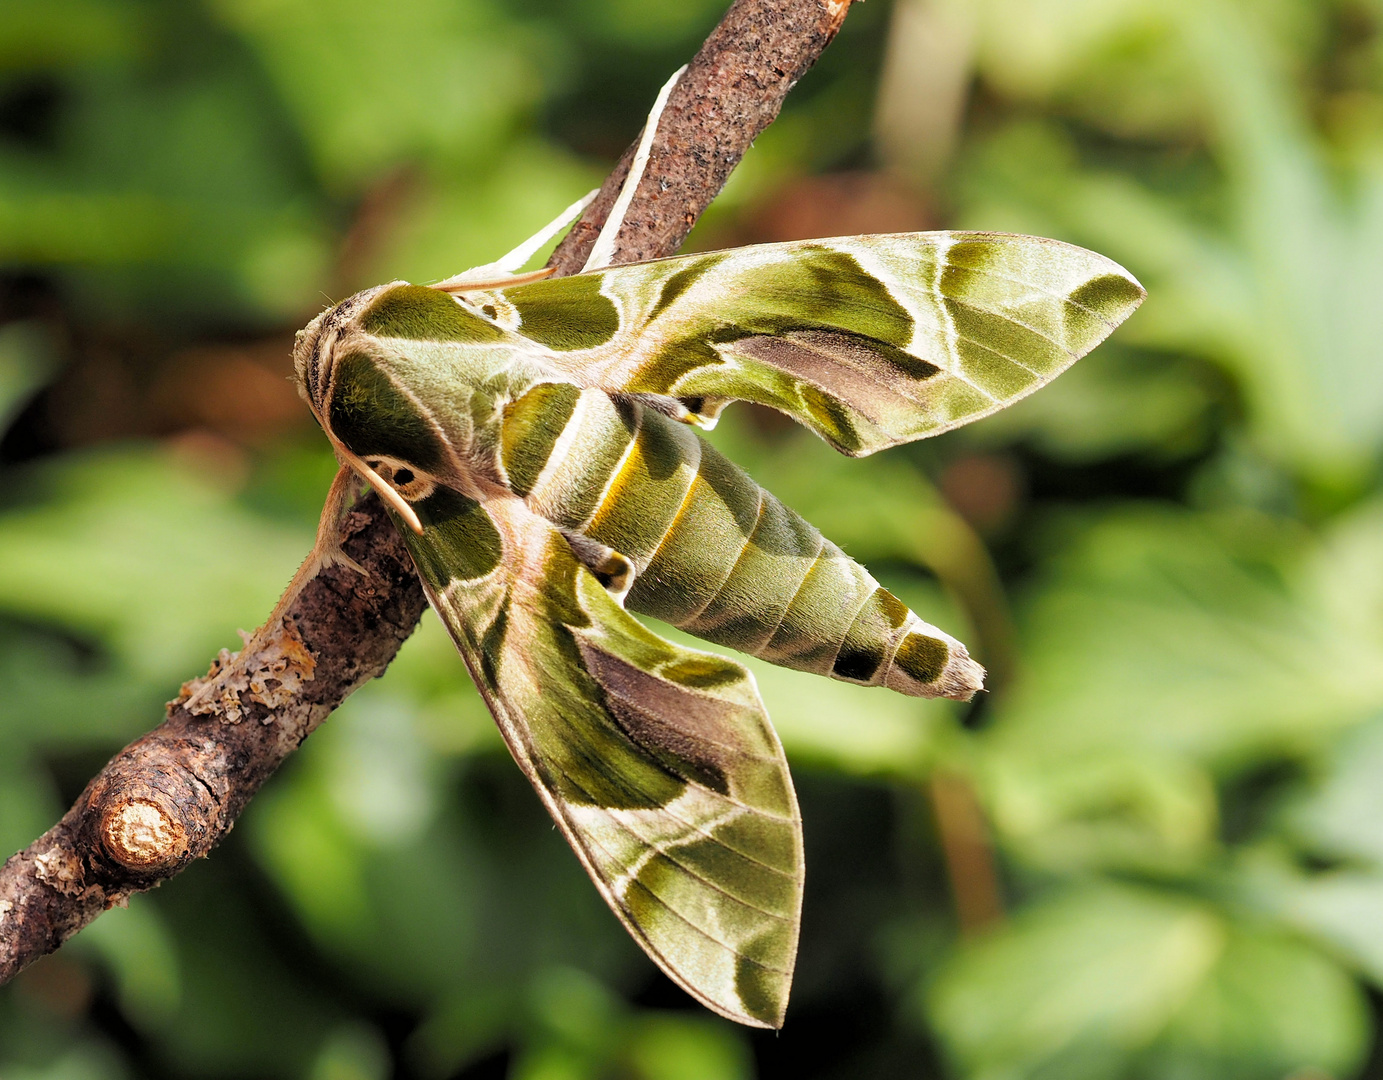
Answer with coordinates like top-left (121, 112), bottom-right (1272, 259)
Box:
top-left (396, 486), bottom-right (804, 1029)
top-left (493, 231), bottom-right (1145, 455)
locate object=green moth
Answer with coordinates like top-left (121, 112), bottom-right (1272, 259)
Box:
top-left (263, 75), bottom-right (1144, 1028)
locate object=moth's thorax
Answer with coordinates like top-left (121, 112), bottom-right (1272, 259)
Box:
top-left (293, 282), bottom-right (560, 490)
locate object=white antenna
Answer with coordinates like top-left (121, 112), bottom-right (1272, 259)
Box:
top-left (582, 64), bottom-right (687, 273)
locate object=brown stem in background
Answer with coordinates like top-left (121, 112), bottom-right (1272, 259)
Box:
top-left (0, 0), bottom-right (856, 986)
top-left (333, 165), bottom-right (420, 297)
top-left (910, 504), bottom-right (1009, 933)
top-left (928, 771), bottom-right (1004, 935)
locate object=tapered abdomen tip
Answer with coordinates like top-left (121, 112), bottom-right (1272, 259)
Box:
top-left (887, 630), bottom-right (986, 700)
top-left (938, 648), bottom-right (986, 701)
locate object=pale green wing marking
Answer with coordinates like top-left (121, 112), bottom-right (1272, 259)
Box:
top-left (394, 486), bottom-right (804, 1028)
top-left (496, 232), bottom-right (1145, 456)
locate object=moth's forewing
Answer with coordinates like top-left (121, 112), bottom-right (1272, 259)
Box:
top-left (397, 489), bottom-right (804, 1028)
top-left (490, 232), bottom-right (1145, 455)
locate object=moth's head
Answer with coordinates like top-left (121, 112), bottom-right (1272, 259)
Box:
top-left (293, 282), bottom-right (510, 529)
top-left (292, 282), bottom-right (397, 417)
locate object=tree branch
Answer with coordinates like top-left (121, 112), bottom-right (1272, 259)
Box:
top-left (0, 0), bottom-right (857, 985)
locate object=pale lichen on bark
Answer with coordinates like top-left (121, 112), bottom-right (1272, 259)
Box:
top-left (180, 616), bottom-right (318, 723)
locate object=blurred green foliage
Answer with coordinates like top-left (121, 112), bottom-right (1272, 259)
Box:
top-left (6, 0), bottom-right (1383, 1077)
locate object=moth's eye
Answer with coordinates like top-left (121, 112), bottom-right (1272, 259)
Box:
top-left (393, 467), bottom-right (435, 503)
top-left (366, 456), bottom-right (434, 502)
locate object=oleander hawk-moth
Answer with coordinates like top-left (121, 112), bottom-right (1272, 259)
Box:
top-left (270, 60), bottom-right (1142, 1033)
top-left (279, 229), bottom-right (1142, 1027)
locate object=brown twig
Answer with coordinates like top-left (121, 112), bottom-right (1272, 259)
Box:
top-left (548, 0), bottom-right (853, 273)
top-left (0, 0), bottom-right (856, 986)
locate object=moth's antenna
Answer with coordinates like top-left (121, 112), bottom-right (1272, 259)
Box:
top-left (582, 65), bottom-right (687, 274)
top-left (433, 267), bottom-right (554, 295)
top-left (495, 190), bottom-right (598, 273)
top-left (431, 189), bottom-right (598, 292)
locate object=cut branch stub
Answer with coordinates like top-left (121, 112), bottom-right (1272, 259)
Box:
top-left (100, 799), bottom-right (188, 873)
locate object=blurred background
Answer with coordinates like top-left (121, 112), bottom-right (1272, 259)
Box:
top-left (5, 0), bottom-right (1383, 1076)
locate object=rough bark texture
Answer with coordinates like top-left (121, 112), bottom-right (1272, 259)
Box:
top-left (0, 0), bottom-right (856, 985)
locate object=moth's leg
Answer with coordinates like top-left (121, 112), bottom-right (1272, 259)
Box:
top-left (431, 189), bottom-right (598, 292)
top-left (562, 532), bottom-right (635, 605)
top-left (582, 63), bottom-right (687, 273)
top-left (249, 465), bottom-right (367, 642)
top-left (303, 464), bottom-right (370, 578)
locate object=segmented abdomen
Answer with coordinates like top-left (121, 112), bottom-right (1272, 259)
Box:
top-left (503, 384), bottom-right (982, 700)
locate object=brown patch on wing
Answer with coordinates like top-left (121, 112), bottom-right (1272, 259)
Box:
top-left (728, 331), bottom-right (939, 424)
top-left (575, 639), bottom-right (767, 796)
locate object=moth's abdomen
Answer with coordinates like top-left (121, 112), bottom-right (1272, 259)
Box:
top-left (512, 386), bottom-right (639, 527)
top-left (631, 438), bottom-right (983, 701)
top-left (516, 394), bottom-right (983, 701)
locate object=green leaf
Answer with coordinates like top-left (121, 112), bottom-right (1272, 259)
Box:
top-left (966, 0), bottom-right (1197, 139)
top-left (981, 747), bottom-right (1218, 875)
top-left (927, 882), bottom-right (1224, 1080)
top-left (0, 447), bottom-right (310, 748)
top-left (0, 0), bottom-right (145, 72)
top-left (987, 507), bottom-right (1380, 770)
top-left (625, 1013), bottom-right (752, 1080)
top-left (1261, 870), bottom-right (1383, 990)
top-left (1286, 714), bottom-right (1383, 865)
top-left (979, 504), bottom-right (1383, 874)
top-left (308, 1023), bottom-right (389, 1080)
top-left (0, 447), bottom-right (306, 682)
top-left (0, 53), bottom-right (335, 320)
top-left (210, 0), bottom-right (537, 187)
top-left (0, 1046), bottom-right (129, 1080)
top-left (583, 0), bottom-right (730, 48)
top-left (1154, 924), bottom-right (1368, 1080)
